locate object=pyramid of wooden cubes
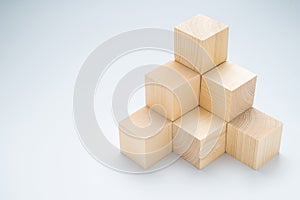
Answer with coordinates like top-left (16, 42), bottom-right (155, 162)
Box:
top-left (119, 14), bottom-right (283, 170)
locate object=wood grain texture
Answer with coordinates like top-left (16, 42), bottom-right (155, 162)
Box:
top-left (200, 61), bottom-right (257, 122)
top-left (145, 60), bottom-right (200, 121)
top-left (173, 107), bottom-right (226, 169)
top-left (226, 107), bottom-right (283, 170)
top-left (174, 14), bottom-right (229, 74)
top-left (119, 107), bottom-right (172, 169)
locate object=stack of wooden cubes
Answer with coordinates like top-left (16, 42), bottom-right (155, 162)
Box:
top-left (119, 14), bottom-right (283, 170)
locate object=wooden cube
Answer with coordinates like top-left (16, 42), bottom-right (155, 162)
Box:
top-left (174, 14), bottom-right (229, 74)
top-left (226, 108), bottom-right (283, 170)
top-left (200, 61), bottom-right (257, 122)
top-left (173, 107), bottom-right (226, 169)
top-left (119, 107), bottom-right (172, 169)
top-left (145, 61), bottom-right (200, 121)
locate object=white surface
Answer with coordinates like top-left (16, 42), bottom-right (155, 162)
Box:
top-left (1, 0), bottom-right (300, 199)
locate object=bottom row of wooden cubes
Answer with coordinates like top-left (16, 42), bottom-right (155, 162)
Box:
top-left (119, 106), bottom-right (283, 170)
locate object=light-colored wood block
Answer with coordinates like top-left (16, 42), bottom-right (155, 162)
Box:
top-left (174, 14), bottom-right (229, 74)
top-left (173, 107), bottom-right (226, 169)
top-left (145, 61), bottom-right (200, 121)
top-left (119, 106), bottom-right (172, 169)
top-left (200, 61), bottom-right (257, 122)
top-left (226, 108), bottom-right (283, 170)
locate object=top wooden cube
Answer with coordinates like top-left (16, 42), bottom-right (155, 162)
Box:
top-left (174, 14), bottom-right (229, 74)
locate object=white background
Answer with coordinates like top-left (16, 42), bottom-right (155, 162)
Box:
top-left (1, 0), bottom-right (300, 199)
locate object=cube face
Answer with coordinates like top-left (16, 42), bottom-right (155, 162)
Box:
top-left (119, 130), bottom-right (147, 167)
top-left (174, 14), bottom-right (229, 74)
top-left (172, 107), bottom-right (226, 169)
top-left (199, 134), bottom-right (226, 169)
top-left (226, 108), bottom-right (283, 169)
top-left (145, 61), bottom-right (200, 121)
top-left (200, 61), bottom-right (257, 122)
top-left (145, 82), bottom-right (177, 119)
top-left (200, 77), bottom-right (231, 121)
top-left (256, 126), bottom-right (283, 169)
top-left (226, 126), bottom-right (258, 168)
top-left (119, 107), bottom-right (172, 169)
